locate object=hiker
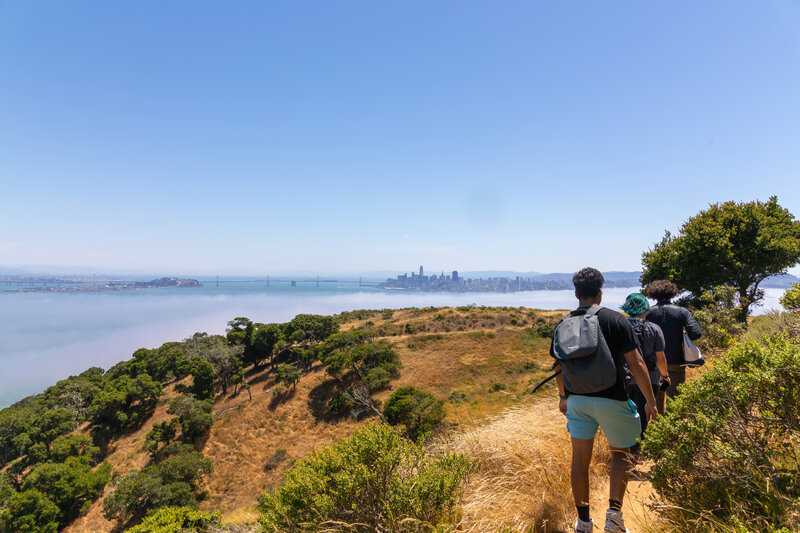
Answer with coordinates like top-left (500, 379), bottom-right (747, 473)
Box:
top-left (620, 292), bottom-right (669, 453)
top-left (551, 268), bottom-right (657, 533)
top-left (644, 280), bottom-right (702, 413)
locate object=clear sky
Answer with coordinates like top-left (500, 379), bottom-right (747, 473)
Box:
top-left (1, 1), bottom-right (799, 276)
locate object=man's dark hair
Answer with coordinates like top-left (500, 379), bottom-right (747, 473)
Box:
top-left (646, 280), bottom-right (679, 301)
top-left (573, 267), bottom-right (604, 298)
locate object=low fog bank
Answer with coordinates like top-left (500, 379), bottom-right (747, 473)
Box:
top-left (0, 286), bottom-right (786, 408)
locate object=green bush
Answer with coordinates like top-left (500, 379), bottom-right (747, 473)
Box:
top-left (363, 367), bottom-right (390, 392)
top-left (102, 446), bottom-right (212, 523)
top-left (167, 395), bottom-right (214, 442)
top-left (126, 506), bottom-right (221, 533)
top-left (258, 422), bottom-right (473, 532)
top-left (643, 335), bottom-right (800, 531)
top-left (780, 281), bottom-right (800, 313)
top-left (0, 489), bottom-right (61, 533)
top-left (383, 387), bottom-right (446, 441)
top-left (685, 285), bottom-right (747, 350)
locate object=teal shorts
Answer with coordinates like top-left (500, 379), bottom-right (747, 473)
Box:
top-left (565, 395), bottom-right (641, 448)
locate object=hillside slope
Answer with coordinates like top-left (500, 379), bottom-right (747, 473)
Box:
top-left (64, 305), bottom-right (660, 532)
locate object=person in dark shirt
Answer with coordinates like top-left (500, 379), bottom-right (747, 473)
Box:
top-left (620, 292), bottom-right (669, 452)
top-left (551, 268), bottom-right (657, 533)
top-left (645, 280), bottom-right (702, 412)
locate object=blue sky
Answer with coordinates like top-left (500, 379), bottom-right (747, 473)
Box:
top-left (1, 1), bottom-right (799, 276)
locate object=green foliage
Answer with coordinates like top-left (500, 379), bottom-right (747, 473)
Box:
top-left (0, 489), bottom-right (61, 533)
top-left (383, 387), bottom-right (446, 441)
top-left (22, 456), bottom-right (112, 525)
top-left (687, 285), bottom-right (748, 350)
top-left (447, 390), bottom-right (470, 404)
top-left (126, 506), bottom-right (221, 533)
top-left (88, 374), bottom-right (161, 433)
top-left (184, 333), bottom-right (244, 395)
top-left (167, 395), bottom-right (214, 442)
top-left (258, 422), bottom-right (473, 532)
top-left (48, 434), bottom-right (99, 463)
top-left (130, 343), bottom-right (191, 383)
top-left (145, 420), bottom-right (179, 457)
top-left (249, 323), bottom-right (283, 368)
top-left (103, 446), bottom-right (212, 523)
top-left (275, 364), bottom-right (301, 390)
top-left (316, 332), bottom-right (400, 387)
top-left (780, 281), bottom-right (800, 313)
top-left (641, 197), bottom-right (800, 321)
top-left (535, 321), bottom-right (556, 338)
top-left (284, 314), bottom-right (339, 343)
top-left (363, 366), bottom-right (390, 392)
top-left (188, 357), bottom-right (216, 400)
top-left (642, 335), bottom-right (800, 531)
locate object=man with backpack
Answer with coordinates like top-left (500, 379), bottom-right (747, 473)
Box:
top-left (551, 268), bottom-right (657, 533)
top-left (620, 292), bottom-right (669, 453)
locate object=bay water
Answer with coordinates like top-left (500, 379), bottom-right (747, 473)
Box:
top-left (0, 279), bottom-right (787, 408)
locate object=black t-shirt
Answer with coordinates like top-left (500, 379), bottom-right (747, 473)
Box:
top-left (550, 306), bottom-right (638, 401)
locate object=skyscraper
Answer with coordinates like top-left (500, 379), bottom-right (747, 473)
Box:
top-left (419, 265), bottom-right (423, 277)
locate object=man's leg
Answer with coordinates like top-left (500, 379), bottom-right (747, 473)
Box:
top-left (608, 446), bottom-right (633, 502)
top-left (666, 365), bottom-right (686, 400)
top-left (571, 437), bottom-right (594, 508)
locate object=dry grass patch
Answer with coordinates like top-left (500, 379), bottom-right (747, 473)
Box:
top-left (448, 396), bottom-right (611, 533)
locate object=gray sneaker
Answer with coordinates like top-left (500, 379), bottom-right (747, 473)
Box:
top-left (574, 517), bottom-right (594, 532)
top-left (604, 509), bottom-right (629, 533)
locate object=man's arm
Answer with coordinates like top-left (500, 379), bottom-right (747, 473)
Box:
top-left (655, 350), bottom-right (669, 384)
top-left (555, 366), bottom-right (568, 415)
top-left (683, 308), bottom-right (702, 340)
top-left (624, 348), bottom-right (658, 420)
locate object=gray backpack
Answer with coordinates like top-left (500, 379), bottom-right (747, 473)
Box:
top-left (552, 306), bottom-right (617, 394)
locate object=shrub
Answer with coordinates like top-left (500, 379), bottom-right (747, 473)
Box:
top-left (447, 390), bottom-right (470, 405)
top-left (684, 285), bottom-right (747, 350)
top-left (103, 446), bottom-right (212, 523)
top-left (167, 395), bottom-right (214, 442)
top-left (780, 281), bottom-right (800, 312)
top-left (363, 367), bottom-right (390, 392)
top-left (490, 382), bottom-right (507, 392)
top-left (126, 506), bottom-right (221, 533)
top-left (383, 387), bottom-right (446, 441)
top-left (643, 335), bottom-right (800, 531)
top-left (0, 489), bottom-right (61, 533)
top-left (275, 364), bottom-right (301, 390)
top-left (22, 455), bottom-right (112, 525)
top-left (258, 422), bottom-right (473, 532)
top-left (535, 321), bottom-right (556, 338)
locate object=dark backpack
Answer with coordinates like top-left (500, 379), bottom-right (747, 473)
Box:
top-left (628, 318), bottom-right (657, 371)
top-left (552, 306), bottom-right (617, 394)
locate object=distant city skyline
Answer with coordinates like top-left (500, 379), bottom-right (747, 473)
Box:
top-left (2, 2), bottom-right (799, 276)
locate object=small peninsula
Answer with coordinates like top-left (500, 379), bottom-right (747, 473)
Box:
top-left (3, 276), bottom-right (202, 293)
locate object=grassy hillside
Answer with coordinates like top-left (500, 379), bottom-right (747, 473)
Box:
top-left (63, 306), bottom-right (570, 531)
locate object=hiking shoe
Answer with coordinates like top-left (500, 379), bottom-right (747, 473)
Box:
top-left (604, 509), bottom-right (629, 532)
top-left (574, 517), bottom-right (594, 532)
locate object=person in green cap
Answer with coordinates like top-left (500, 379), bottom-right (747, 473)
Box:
top-left (621, 292), bottom-right (669, 450)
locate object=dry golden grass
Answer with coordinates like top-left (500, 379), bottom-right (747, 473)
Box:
top-left (447, 396), bottom-right (610, 533)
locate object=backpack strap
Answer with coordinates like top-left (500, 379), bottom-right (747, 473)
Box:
top-left (583, 305), bottom-right (603, 317)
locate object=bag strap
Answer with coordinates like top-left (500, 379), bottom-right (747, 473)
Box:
top-left (583, 305), bottom-right (603, 317)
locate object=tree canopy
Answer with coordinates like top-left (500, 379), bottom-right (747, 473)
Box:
top-left (641, 196), bottom-right (800, 320)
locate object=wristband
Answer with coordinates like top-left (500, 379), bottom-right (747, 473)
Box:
top-left (558, 394), bottom-right (568, 400)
